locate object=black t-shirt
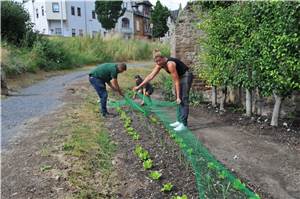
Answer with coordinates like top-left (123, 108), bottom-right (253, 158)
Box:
top-left (164, 57), bottom-right (189, 77)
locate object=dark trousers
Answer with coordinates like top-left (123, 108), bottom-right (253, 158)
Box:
top-left (179, 71), bottom-right (193, 126)
top-left (89, 76), bottom-right (108, 116)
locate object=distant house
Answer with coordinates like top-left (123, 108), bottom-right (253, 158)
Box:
top-left (23, 0), bottom-right (104, 37)
top-left (23, 0), bottom-right (152, 39)
top-left (131, 0), bottom-right (152, 39)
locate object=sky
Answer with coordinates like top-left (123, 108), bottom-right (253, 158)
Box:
top-left (149, 0), bottom-right (189, 10)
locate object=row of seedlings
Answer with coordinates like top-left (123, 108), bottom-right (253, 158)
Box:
top-left (116, 107), bottom-right (188, 199)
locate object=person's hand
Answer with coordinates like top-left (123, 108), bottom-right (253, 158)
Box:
top-left (133, 86), bottom-right (139, 91)
top-left (176, 98), bottom-right (181, 104)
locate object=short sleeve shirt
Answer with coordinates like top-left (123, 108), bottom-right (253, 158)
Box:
top-left (89, 63), bottom-right (118, 83)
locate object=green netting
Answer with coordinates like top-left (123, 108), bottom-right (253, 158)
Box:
top-left (108, 93), bottom-right (260, 199)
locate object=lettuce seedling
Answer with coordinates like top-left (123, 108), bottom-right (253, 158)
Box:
top-left (149, 171), bottom-right (162, 180)
top-left (132, 133), bottom-right (140, 140)
top-left (143, 159), bottom-right (153, 170)
top-left (161, 182), bottom-right (173, 192)
top-left (171, 194), bottom-right (188, 199)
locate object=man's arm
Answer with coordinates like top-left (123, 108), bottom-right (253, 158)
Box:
top-left (134, 65), bottom-right (161, 91)
top-left (107, 82), bottom-right (117, 91)
top-left (111, 78), bottom-right (124, 96)
top-left (167, 61), bottom-right (181, 104)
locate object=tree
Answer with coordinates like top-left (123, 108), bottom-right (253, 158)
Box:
top-left (150, 0), bottom-right (170, 38)
top-left (95, 1), bottom-right (125, 30)
top-left (1, 1), bottom-right (32, 45)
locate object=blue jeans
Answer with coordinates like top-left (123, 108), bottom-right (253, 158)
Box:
top-left (179, 71), bottom-right (193, 126)
top-left (89, 76), bottom-right (108, 116)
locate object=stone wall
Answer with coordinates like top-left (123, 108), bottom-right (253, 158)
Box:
top-left (170, 2), bottom-right (206, 91)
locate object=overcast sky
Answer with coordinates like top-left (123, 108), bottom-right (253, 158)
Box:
top-left (149, 0), bottom-right (189, 10)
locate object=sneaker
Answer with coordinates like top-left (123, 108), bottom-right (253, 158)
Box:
top-left (170, 121), bottom-right (181, 127)
top-left (174, 123), bottom-right (187, 131)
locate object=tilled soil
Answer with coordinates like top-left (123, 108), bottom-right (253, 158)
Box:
top-left (105, 109), bottom-right (198, 198)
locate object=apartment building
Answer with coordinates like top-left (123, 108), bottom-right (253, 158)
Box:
top-left (23, 0), bottom-right (152, 39)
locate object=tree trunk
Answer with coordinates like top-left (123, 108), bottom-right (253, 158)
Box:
top-left (220, 87), bottom-right (227, 111)
top-left (1, 70), bottom-right (9, 96)
top-left (246, 88), bottom-right (252, 117)
top-left (293, 91), bottom-right (300, 127)
top-left (271, 93), bottom-right (282, 126)
top-left (256, 88), bottom-right (263, 116)
top-left (212, 86), bottom-right (217, 107)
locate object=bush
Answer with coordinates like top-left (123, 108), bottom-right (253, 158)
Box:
top-left (1, 1), bottom-right (32, 45)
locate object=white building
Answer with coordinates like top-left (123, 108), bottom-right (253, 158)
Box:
top-left (23, 0), bottom-right (136, 38)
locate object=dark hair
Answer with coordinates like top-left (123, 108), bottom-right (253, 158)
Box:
top-left (118, 63), bottom-right (127, 70)
top-left (134, 75), bottom-right (142, 79)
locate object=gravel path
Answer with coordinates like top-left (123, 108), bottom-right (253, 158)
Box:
top-left (1, 62), bottom-right (152, 150)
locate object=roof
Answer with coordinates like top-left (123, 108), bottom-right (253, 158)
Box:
top-left (136, 0), bottom-right (152, 7)
top-left (170, 9), bottom-right (179, 21)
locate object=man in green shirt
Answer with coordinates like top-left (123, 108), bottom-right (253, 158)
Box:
top-left (89, 63), bottom-right (126, 117)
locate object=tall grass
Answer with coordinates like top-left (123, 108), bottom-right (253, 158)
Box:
top-left (1, 35), bottom-right (170, 77)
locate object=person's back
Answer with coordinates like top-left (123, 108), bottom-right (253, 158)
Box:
top-left (89, 63), bottom-right (118, 83)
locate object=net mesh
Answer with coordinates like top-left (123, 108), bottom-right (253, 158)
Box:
top-left (109, 93), bottom-right (260, 199)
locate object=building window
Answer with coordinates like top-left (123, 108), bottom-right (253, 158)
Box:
top-left (72, 28), bottom-right (76, 37)
top-left (71, 6), bottom-right (75, 15)
top-left (79, 29), bottom-right (83, 36)
top-left (52, 3), bottom-right (59, 13)
top-left (55, 28), bottom-right (62, 35)
top-left (41, 6), bottom-right (44, 16)
top-left (92, 11), bottom-right (96, 19)
top-left (77, 7), bottom-right (81, 16)
top-left (36, 8), bottom-right (39, 18)
top-left (122, 18), bottom-right (130, 28)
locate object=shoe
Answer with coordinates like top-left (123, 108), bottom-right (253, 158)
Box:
top-left (102, 112), bottom-right (115, 118)
top-left (170, 121), bottom-right (181, 127)
top-left (174, 123), bottom-right (186, 131)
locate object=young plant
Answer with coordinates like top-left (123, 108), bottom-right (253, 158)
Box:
top-left (143, 159), bottom-right (153, 170)
top-left (149, 171), bottom-right (162, 180)
top-left (134, 145), bottom-right (143, 155)
top-left (132, 133), bottom-right (140, 140)
top-left (187, 148), bottom-right (193, 155)
top-left (171, 194), bottom-right (188, 199)
top-left (161, 182), bottom-right (173, 192)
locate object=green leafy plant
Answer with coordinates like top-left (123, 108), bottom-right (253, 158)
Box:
top-left (161, 182), bottom-right (173, 192)
top-left (149, 171), bottom-right (162, 180)
top-left (171, 194), bottom-right (188, 199)
top-left (187, 148), bottom-right (193, 155)
top-left (233, 179), bottom-right (246, 191)
top-left (132, 133), bottom-right (140, 140)
top-left (134, 145), bottom-right (150, 161)
top-left (143, 159), bottom-right (153, 170)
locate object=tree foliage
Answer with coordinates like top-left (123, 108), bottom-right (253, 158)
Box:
top-left (95, 1), bottom-right (125, 30)
top-left (198, 1), bottom-right (300, 97)
top-left (1, 1), bottom-right (33, 45)
top-left (150, 0), bottom-right (170, 38)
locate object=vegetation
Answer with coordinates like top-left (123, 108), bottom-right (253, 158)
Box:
top-left (195, 1), bottom-right (300, 126)
top-left (1, 1), bottom-right (35, 46)
top-left (95, 1), bottom-right (125, 30)
top-left (2, 36), bottom-right (170, 77)
top-left (150, 0), bottom-right (170, 38)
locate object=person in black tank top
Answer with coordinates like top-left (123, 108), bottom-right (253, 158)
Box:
top-left (133, 50), bottom-right (193, 131)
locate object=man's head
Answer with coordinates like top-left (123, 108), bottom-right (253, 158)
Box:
top-left (153, 49), bottom-right (167, 67)
top-left (117, 63), bottom-right (127, 73)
